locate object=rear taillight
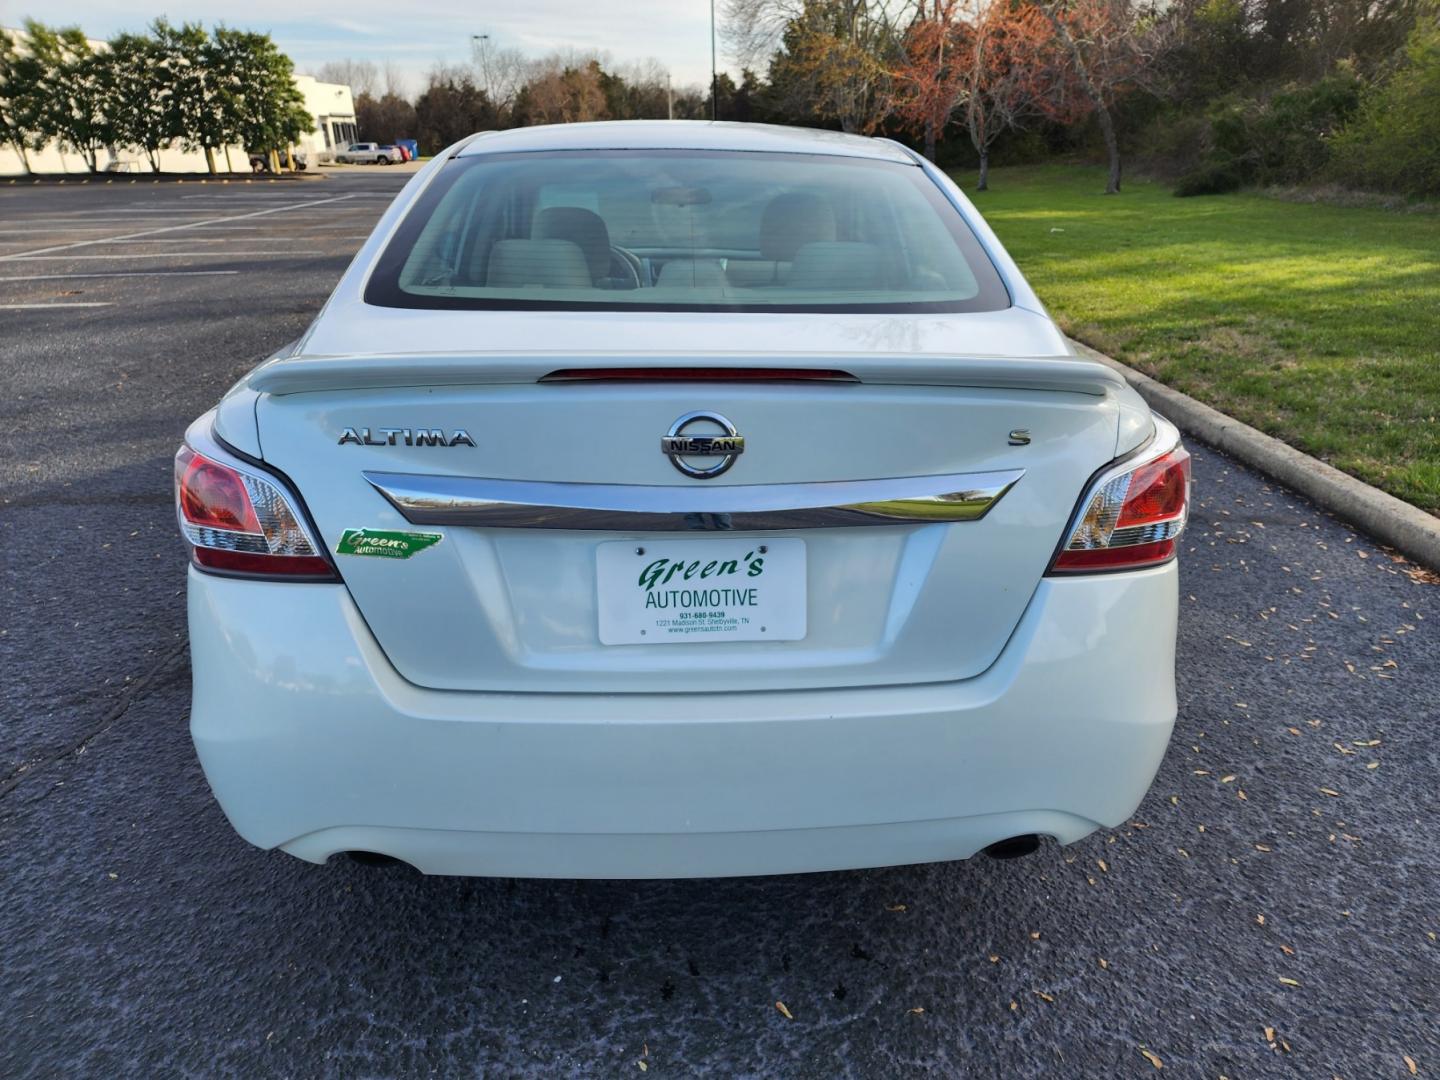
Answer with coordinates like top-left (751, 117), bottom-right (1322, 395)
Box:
top-left (1049, 426), bottom-right (1190, 575)
top-left (175, 443), bottom-right (336, 580)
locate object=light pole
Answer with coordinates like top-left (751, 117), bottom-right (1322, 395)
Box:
top-left (710, 0), bottom-right (718, 120)
top-left (471, 33), bottom-right (490, 95)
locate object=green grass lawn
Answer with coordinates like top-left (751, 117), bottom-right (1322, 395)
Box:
top-left (964, 164), bottom-right (1440, 514)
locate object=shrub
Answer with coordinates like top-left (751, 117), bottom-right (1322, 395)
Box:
top-left (1173, 160), bottom-right (1246, 195)
top-left (1171, 69), bottom-right (1364, 196)
top-left (1329, 14), bottom-right (1440, 197)
top-left (1254, 69), bottom-right (1364, 184)
top-left (1132, 110), bottom-right (1209, 180)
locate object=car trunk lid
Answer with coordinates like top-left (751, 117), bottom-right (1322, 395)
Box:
top-left (251, 350), bottom-right (1126, 694)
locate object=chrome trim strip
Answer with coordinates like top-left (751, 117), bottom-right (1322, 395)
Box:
top-left (363, 469), bottom-right (1025, 531)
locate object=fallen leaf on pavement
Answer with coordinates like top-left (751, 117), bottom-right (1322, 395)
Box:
top-left (775, 1001), bottom-right (793, 1020)
top-left (1140, 1048), bottom-right (1163, 1069)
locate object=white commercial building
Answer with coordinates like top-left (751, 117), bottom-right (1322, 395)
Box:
top-left (295, 74), bottom-right (359, 165)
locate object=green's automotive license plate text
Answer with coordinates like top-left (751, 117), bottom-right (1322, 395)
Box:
top-left (595, 538), bottom-right (807, 645)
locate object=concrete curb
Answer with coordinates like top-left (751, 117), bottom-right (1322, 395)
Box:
top-left (1069, 338), bottom-right (1440, 570)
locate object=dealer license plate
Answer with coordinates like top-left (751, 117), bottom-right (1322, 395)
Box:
top-left (596, 538), bottom-right (807, 645)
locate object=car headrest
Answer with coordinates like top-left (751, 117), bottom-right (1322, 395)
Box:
top-left (486, 239), bottom-right (592, 289)
top-left (759, 193), bottom-right (837, 263)
top-left (534, 207), bottom-right (611, 282)
top-left (786, 242), bottom-right (884, 291)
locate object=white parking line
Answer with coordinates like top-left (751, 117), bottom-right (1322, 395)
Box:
top-left (56, 207), bottom-right (298, 214)
top-left (0, 194), bottom-right (356, 260)
top-left (0, 302), bottom-right (114, 308)
top-left (5, 222), bottom-right (174, 229)
top-left (0, 270), bottom-right (240, 280)
top-left (87, 238), bottom-right (234, 244)
top-left (23, 211), bottom-right (234, 218)
top-left (177, 195), bottom-right (339, 202)
top-left (7, 252), bottom-right (288, 259)
top-left (149, 225), bottom-right (266, 230)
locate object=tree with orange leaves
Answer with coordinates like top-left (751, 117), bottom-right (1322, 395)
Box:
top-left (890, 0), bottom-right (1057, 188)
top-left (1038, 0), bottom-right (1155, 193)
top-left (888, 0), bottom-right (966, 162)
top-left (960, 1), bottom-right (1057, 188)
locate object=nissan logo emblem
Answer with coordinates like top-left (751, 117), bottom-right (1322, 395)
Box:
top-left (660, 411), bottom-right (745, 479)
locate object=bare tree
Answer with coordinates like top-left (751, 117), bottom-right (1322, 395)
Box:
top-left (316, 58), bottom-right (379, 99)
top-left (723, 0), bottom-right (808, 70)
top-left (469, 36), bottom-right (528, 122)
top-left (381, 61), bottom-right (407, 100)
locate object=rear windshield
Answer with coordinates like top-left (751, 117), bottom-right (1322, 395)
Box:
top-left (364, 149), bottom-right (1010, 313)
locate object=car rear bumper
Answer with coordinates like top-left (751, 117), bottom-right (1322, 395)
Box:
top-left (187, 562), bottom-right (1177, 878)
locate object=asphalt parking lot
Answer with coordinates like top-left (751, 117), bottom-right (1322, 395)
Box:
top-left (2, 172), bottom-right (1437, 1078)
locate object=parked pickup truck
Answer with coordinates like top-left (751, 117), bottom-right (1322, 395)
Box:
top-left (334, 142), bottom-right (403, 165)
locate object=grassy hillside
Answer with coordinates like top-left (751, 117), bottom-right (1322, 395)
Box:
top-left (967, 164), bottom-right (1440, 513)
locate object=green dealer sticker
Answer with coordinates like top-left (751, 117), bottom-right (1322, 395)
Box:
top-left (336, 528), bottom-right (443, 559)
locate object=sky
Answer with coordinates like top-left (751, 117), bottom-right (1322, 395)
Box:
top-left (2, 0), bottom-right (733, 95)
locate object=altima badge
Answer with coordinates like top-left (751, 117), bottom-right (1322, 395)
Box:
top-left (338, 427), bottom-right (476, 447)
top-left (661, 411), bottom-right (744, 479)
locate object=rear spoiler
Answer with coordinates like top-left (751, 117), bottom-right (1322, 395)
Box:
top-left (246, 352), bottom-right (1128, 397)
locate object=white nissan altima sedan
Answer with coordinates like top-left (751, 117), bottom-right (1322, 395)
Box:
top-left (176, 121), bottom-right (1188, 878)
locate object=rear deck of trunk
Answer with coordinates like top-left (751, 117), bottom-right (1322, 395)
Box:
top-left (253, 366), bottom-right (1128, 694)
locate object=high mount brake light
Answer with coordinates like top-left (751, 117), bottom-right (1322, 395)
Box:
top-left (175, 444), bottom-right (336, 580)
top-left (539, 367), bottom-right (860, 383)
top-left (1049, 432), bottom-right (1191, 575)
